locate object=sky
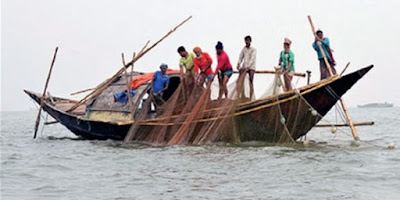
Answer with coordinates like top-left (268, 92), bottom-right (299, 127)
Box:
top-left (1, 0), bottom-right (400, 111)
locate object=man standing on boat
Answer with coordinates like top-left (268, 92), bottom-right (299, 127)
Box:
top-left (193, 46), bottom-right (213, 86)
top-left (178, 46), bottom-right (196, 82)
top-left (278, 38), bottom-right (295, 91)
top-left (152, 63), bottom-right (170, 106)
top-left (237, 35), bottom-right (257, 98)
top-left (313, 29), bottom-right (337, 79)
top-left (215, 41), bottom-right (233, 99)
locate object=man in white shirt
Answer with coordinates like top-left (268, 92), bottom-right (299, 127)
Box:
top-left (237, 35), bottom-right (257, 98)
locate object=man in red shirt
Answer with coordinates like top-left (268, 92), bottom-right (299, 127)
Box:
top-left (215, 41), bottom-right (233, 99)
top-left (193, 46), bottom-right (213, 86)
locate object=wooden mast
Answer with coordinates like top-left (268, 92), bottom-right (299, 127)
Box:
top-left (307, 15), bottom-right (359, 141)
top-left (33, 47), bottom-right (59, 139)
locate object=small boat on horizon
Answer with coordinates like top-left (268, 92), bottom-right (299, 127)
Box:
top-left (357, 102), bottom-right (394, 108)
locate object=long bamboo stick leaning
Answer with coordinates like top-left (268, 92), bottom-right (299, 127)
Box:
top-left (67, 16), bottom-right (192, 112)
top-left (316, 121), bottom-right (374, 127)
top-left (129, 52), bottom-right (136, 119)
top-left (70, 88), bottom-right (95, 96)
top-left (33, 47), bottom-right (59, 139)
top-left (308, 15), bottom-right (359, 141)
top-left (122, 53), bottom-right (135, 118)
top-left (340, 62), bottom-right (351, 76)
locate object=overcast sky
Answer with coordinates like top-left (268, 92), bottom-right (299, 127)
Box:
top-left (2, 0), bottom-right (400, 111)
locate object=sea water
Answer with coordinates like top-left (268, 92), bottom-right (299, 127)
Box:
top-left (1, 107), bottom-right (399, 200)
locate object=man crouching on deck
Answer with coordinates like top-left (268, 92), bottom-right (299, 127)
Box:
top-left (152, 64), bottom-right (169, 107)
top-left (215, 41), bottom-right (233, 99)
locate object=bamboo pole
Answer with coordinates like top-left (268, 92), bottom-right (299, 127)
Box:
top-left (70, 88), bottom-right (95, 96)
top-left (316, 121), bottom-right (374, 127)
top-left (233, 70), bottom-right (306, 77)
top-left (308, 15), bottom-right (359, 141)
top-left (340, 62), bottom-right (351, 76)
top-left (122, 53), bottom-right (134, 118)
top-left (129, 52), bottom-right (136, 119)
top-left (33, 47), bottom-right (59, 139)
top-left (67, 16), bottom-right (192, 112)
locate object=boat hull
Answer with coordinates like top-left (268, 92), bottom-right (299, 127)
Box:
top-left (25, 65), bottom-right (373, 142)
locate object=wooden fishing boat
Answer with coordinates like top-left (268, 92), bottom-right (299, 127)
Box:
top-left (24, 65), bottom-right (373, 142)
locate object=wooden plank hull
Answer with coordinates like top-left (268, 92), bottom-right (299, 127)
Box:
top-left (24, 65), bottom-right (373, 142)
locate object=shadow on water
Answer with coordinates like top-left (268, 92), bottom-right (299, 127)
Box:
top-left (46, 136), bottom-right (86, 141)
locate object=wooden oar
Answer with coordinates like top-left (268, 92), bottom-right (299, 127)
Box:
top-left (308, 15), bottom-right (359, 141)
top-left (33, 47), bottom-right (59, 139)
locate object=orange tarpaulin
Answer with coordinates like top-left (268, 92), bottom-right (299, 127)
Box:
top-left (130, 69), bottom-right (180, 90)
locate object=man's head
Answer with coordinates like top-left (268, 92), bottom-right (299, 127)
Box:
top-left (316, 30), bottom-right (323, 39)
top-left (244, 35), bottom-right (252, 47)
top-left (193, 46), bottom-right (202, 57)
top-left (160, 63), bottom-right (168, 74)
top-left (283, 38), bottom-right (291, 52)
top-left (215, 41), bottom-right (223, 55)
top-left (177, 46), bottom-right (187, 57)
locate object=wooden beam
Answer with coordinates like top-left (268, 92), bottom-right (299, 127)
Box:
top-left (316, 121), bottom-right (374, 127)
top-left (233, 70), bottom-right (306, 77)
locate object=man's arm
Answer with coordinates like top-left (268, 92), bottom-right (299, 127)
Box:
top-left (179, 63), bottom-right (185, 76)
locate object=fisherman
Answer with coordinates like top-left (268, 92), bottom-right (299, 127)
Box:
top-left (237, 35), bottom-right (256, 97)
top-left (178, 46), bottom-right (196, 80)
top-left (278, 38), bottom-right (295, 91)
top-left (313, 29), bottom-right (337, 80)
top-left (215, 41), bottom-right (233, 99)
top-left (152, 63), bottom-right (170, 106)
top-left (193, 46), bottom-right (213, 86)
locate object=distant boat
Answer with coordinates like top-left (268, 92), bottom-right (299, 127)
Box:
top-left (357, 102), bottom-right (393, 108)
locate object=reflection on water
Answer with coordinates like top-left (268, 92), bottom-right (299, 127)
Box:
top-left (1, 108), bottom-right (399, 200)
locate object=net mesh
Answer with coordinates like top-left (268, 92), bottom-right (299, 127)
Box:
top-left (124, 72), bottom-right (321, 145)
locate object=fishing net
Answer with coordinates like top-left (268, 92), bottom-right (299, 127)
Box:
top-left (124, 71), bottom-right (322, 145)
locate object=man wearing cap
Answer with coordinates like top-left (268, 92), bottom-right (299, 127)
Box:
top-left (215, 41), bottom-right (233, 99)
top-left (193, 46), bottom-right (213, 86)
top-left (313, 30), bottom-right (337, 79)
top-left (237, 35), bottom-right (257, 97)
top-left (278, 38), bottom-right (295, 91)
top-left (153, 63), bottom-right (170, 97)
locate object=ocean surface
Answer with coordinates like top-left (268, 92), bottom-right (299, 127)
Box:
top-left (1, 107), bottom-right (399, 200)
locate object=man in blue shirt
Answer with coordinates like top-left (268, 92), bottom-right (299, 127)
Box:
top-left (153, 63), bottom-right (170, 97)
top-left (313, 30), bottom-right (337, 80)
